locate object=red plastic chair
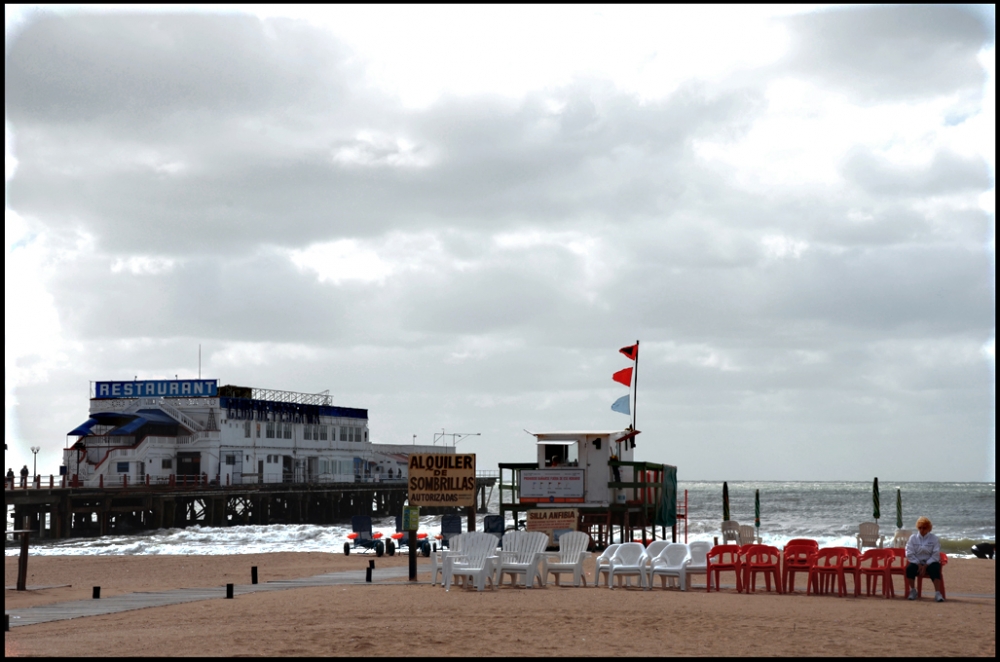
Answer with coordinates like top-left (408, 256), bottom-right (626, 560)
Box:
top-left (706, 544), bottom-right (743, 592)
top-left (786, 538), bottom-right (820, 549)
top-left (782, 543), bottom-right (817, 593)
top-left (837, 547), bottom-right (862, 597)
top-left (915, 552), bottom-right (948, 599)
top-left (742, 544), bottom-right (782, 594)
top-left (885, 547), bottom-right (908, 597)
top-left (808, 548), bottom-right (846, 597)
top-left (858, 548), bottom-right (894, 598)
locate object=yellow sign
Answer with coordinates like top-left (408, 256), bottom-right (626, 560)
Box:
top-left (526, 508), bottom-right (579, 545)
top-left (407, 454), bottom-right (476, 507)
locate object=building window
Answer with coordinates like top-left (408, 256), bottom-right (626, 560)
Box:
top-left (256, 423), bottom-right (261, 438)
top-left (244, 421), bottom-right (251, 438)
top-left (116, 462), bottom-right (129, 473)
top-left (304, 425), bottom-right (312, 441)
top-left (162, 459), bottom-right (173, 470)
top-left (266, 422), bottom-right (275, 439)
top-left (284, 423), bottom-right (292, 439)
top-left (225, 455), bottom-right (236, 466)
top-left (318, 425), bottom-right (327, 440)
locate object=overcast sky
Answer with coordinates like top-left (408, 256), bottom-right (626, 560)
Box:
top-left (5, 5), bottom-right (995, 482)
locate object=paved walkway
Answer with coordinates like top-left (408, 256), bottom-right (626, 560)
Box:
top-left (6, 566), bottom-right (413, 628)
top-left (7, 573), bottom-right (993, 629)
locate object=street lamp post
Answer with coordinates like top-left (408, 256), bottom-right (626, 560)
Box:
top-left (30, 446), bottom-right (40, 482)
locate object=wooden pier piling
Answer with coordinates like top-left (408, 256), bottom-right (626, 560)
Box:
top-left (5, 482), bottom-right (411, 541)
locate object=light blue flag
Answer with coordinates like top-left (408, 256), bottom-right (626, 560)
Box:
top-left (611, 394), bottom-right (630, 415)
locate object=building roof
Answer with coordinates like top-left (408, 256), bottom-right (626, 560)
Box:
top-left (526, 430), bottom-right (628, 438)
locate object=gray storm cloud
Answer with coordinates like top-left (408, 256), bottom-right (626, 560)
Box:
top-left (4, 6), bottom-right (994, 480)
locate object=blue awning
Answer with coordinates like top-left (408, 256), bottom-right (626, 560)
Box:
top-left (108, 409), bottom-right (181, 435)
top-left (110, 417), bottom-right (147, 435)
top-left (68, 411), bottom-right (141, 436)
top-left (136, 409), bottom-right (181, 425)
top-left (68, 418), bottom-right (99, 436)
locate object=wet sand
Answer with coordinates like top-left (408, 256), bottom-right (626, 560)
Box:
top-left (5, 554), bottom-right (995, 657)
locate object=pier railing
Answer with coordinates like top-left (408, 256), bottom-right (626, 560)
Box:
top-left (5, 472), bottom-right (408, 491)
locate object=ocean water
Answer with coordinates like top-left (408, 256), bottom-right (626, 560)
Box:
top-left (5, 481), bottom-right (994, 557)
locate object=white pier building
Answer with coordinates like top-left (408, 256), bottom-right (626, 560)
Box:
top-left (63, 379), bottom-right (446, 487)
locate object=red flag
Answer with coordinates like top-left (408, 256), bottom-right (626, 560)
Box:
top-left (612, 367), bottom-right (633, 387)
top-left (619, 344), bottom-right (638, 361)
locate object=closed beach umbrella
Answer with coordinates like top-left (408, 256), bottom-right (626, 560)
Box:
top-left (896, 488), bottom-right (903, 530)
top-left (872, 477), bottom-right (880, 522)
top-left (723, 481), bottom-right (730, 522)
top-left (755, 488), bottom-right (761, 530)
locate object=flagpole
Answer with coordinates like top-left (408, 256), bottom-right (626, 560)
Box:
top-left (632, 339), bottom-right (639, 431)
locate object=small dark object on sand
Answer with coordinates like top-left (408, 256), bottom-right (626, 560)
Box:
top-left (970, 542), bottom-right (994, 559)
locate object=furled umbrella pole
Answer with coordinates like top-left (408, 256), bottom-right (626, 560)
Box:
top-left (723, 481), bottom-right (731, 523)
top-left (755, 488), bottom-right (761, 535)
top-left (872, 477), bottom-right (880, 523)
top-left (896, 488), bottom-right (903, 530)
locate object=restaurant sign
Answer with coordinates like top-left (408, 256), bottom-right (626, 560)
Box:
top-left (407, 454), bottom-right (476, 507)
top-left (519, 469), bottom-right (585, 503)
top-left (94, 379), bottom-right (218, 399)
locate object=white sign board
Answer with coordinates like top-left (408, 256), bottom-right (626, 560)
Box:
top-left (519, 469), bottom-right (585, 503)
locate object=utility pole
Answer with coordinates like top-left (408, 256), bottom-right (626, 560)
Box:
top-left (30, 446), bottom-right (40, 478)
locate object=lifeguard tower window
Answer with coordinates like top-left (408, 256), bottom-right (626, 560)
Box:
top-left (543, 442), bottom-right (578, 467)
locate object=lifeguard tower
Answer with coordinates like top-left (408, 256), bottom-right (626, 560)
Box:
top-left (498, 429), bottom-right (687, 549)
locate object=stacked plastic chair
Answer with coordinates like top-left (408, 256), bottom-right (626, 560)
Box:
top-left (837, 547), bottom-right (862, 597)
top-left (706, 544), bottom-right (743, 592)
top-left (782, 539), bottom-right (819, 594)
top-left (807, 548), bottom-right (847, 597)
top-left (741, 544), bottom-right (782, 594)
top-left (885, 547), bottom-right (908, 597)
top-left (859, 548), bottom-right (894, 598)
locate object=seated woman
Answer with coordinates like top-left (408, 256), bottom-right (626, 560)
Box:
top-left (905, 516), bottom-right (944, 602)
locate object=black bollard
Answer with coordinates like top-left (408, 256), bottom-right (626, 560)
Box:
top-left (93, 586), bottom-right (101, 599)
top-left (251, 566), bottom-right (258, 584)
top-left (226, 583), bottom-right (234, 599)
top-left (5, 614), bottom-right (9, 632)
top-left (365, 566), bottom-right (372, 583)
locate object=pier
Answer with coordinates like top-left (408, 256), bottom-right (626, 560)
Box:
top-left (4, 475), bottom-right (498, 539)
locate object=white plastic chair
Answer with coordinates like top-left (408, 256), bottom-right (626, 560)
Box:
top-left (643, 540), bottom-right (671, 580)
top-left (608, 542), bottom-right (648, 589)
top-left (496, 530), bottom-right (549, 588)
top-left (594, 544), bottom-right (620, 588)
top-left (539, 531), bottom-right (591, 587)
top-left (431, 533), bottom-right (467, 586)
top-left (684, 541), bottom-right (711, 590)
top-left (721, 520), bottom-right (740, 545)
top-left (891, 529), bottom-right (912, 549)
top-left (856, 522), bottom-right (885, 551)
top-left (444, 532), bottom-right (499, 592)
top-left (738, 525), bottom-right (760, 547)
top-left (647, 542), bottom-right (690, 590)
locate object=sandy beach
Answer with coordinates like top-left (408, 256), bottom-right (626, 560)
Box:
top-left (4, 552), bottom-right (994, 657)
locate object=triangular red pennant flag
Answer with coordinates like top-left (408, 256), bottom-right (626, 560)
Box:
top-left (612, 367), bottom-right (633, 387)
top-left (619, 344), bottom-right (638, 361)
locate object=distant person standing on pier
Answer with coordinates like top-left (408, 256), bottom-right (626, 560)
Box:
top-left (20, 464), bottom-right (29, 488)
top-left (6, 467), bottom-right (14, 488)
